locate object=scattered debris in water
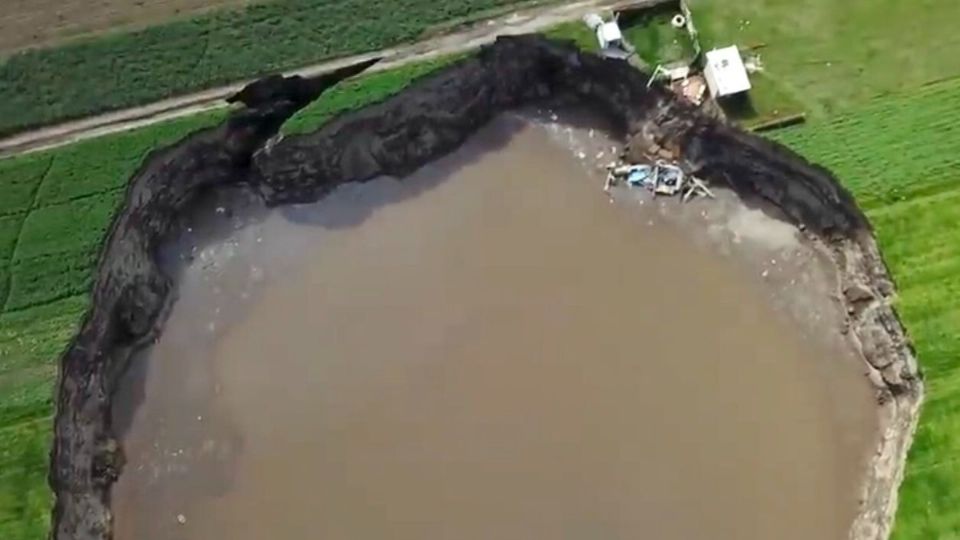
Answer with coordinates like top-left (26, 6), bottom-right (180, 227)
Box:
top-left (605, 160), bottom-right (714, 202)
top-left (683, 177), bottom-right (715, 202)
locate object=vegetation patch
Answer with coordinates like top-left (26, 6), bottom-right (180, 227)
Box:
top-left (14, 194), bottom-right (124, 263)
top-left (0, 417), bottom-right (55, 540)
top-left (773, 80), bottom-right (960, 210)
top-left (0, 112), bottom-right (225, 313)
top-left (619, 7), bottom-right (696, 67)
top-left (0, 296), bottom-right (88, 538)
top-left (7, 251), bottom-right (101, 313)
top-left (0, 0), bottom-right (537, 135)
top-left (0, 215), bottom-right (21, 264)
top-left (717, 69), bottom-right (807, 128)
top-left (543, 22), bottom-right (599, 52)
top-left (771, 77), bottom-right (960, 539)
top-left (0, 109), bottom-right (224, 536)
top-left (285, 56), bottom-right (463, 134)
top-left (285, 19), bottom-right (604, 135)
top-left (33, 115), bottom-right (227, 205)
top-left (0, 297), bottom-right (90, 378)
top-left (0, 265), bottom-right (8, 313)
top-left (0, 155), bottom-right (51, 217)
top-left (0, 0), bottom-right (252, 55)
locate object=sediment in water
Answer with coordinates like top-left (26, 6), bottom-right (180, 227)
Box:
top-left (50, 35), bottom-right (920, 540)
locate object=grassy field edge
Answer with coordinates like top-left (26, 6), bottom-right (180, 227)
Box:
top-left (0, 0), bottom-right (542, 137)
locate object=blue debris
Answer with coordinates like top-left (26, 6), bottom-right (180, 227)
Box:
top-left (625, 165), bottom-right (655, 187)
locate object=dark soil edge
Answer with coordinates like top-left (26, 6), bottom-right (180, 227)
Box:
top-left (49, 35), bottom-right (920, 540)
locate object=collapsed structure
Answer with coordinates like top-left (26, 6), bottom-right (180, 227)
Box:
top-left (49, 35), bottom-right (920, 540)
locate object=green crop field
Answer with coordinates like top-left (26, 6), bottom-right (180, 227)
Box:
top-left (0, 0), bottom-right (541, 136)
top-left (772, 77), bottom-right (960, 539)
top-left (285, 56), bottom-right (463, 134)
top-left (621, 9), bottom-right (696, 68)
top-left (0, 110), bottom-right (226, 538)
top-left (543, 9), bottom-right (697, 68)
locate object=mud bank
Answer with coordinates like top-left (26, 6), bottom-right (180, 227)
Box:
top-left (50, 35), bottom-right (920, 540)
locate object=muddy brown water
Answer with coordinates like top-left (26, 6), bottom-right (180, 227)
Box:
top-left (111, 115), bottom-right (876, 540)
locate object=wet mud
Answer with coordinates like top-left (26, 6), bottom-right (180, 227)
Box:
top-left (48, 36), bottom-right (920, 540)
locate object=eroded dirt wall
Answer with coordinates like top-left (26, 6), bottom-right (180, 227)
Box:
top-left (50, 35), bottom-right (919, 540)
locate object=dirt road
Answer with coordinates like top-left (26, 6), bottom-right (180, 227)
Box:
top-left (0, 0), bottom-right (662, 159)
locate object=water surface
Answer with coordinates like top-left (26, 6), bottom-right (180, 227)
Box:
top-left (112, 115), bottom-right (875, 540)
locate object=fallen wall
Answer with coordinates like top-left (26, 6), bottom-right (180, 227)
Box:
top-left (50, 35), bottom-right (920, 540)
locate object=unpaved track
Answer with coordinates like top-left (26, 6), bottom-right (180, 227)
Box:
top-left (0, 0), bottom-right (662, 159)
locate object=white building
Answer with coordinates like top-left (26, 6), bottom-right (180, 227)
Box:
top-left (703, 46), bottom-right (752, 97)
top-left (582, 13), bottom-right (630, 57)
top-left (595, 20), bottom-right (624, 50)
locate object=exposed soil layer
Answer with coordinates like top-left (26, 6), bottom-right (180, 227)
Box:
top-left (49, 35), bottom-right (921, 540)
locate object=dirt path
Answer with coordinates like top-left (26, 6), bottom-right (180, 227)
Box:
top-left (0, 0), bottom-right (661, 159)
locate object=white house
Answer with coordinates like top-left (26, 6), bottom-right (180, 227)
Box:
top-left (703, 46), bottom-right (752, 97)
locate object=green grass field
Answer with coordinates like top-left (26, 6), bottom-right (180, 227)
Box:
top-left (544, 10), bottom-right (696, 69)
top-left (285, 57), bottom-right (462, 134)
top-left (0, 0), bottom-right (539, 136)
top-left (770, 79), bottom-right (960, 537)
top-left (621, 10), bottom-right (696, 67)
top-left (690, 0), bottom-right (960, 124)
top-left (0, 110), bottom-right (226, 538)
top-left (0, 299), bottom-right (88, 538)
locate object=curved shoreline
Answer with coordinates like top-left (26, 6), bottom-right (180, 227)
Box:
top-left (49, 35), bottom-right (920, 539)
